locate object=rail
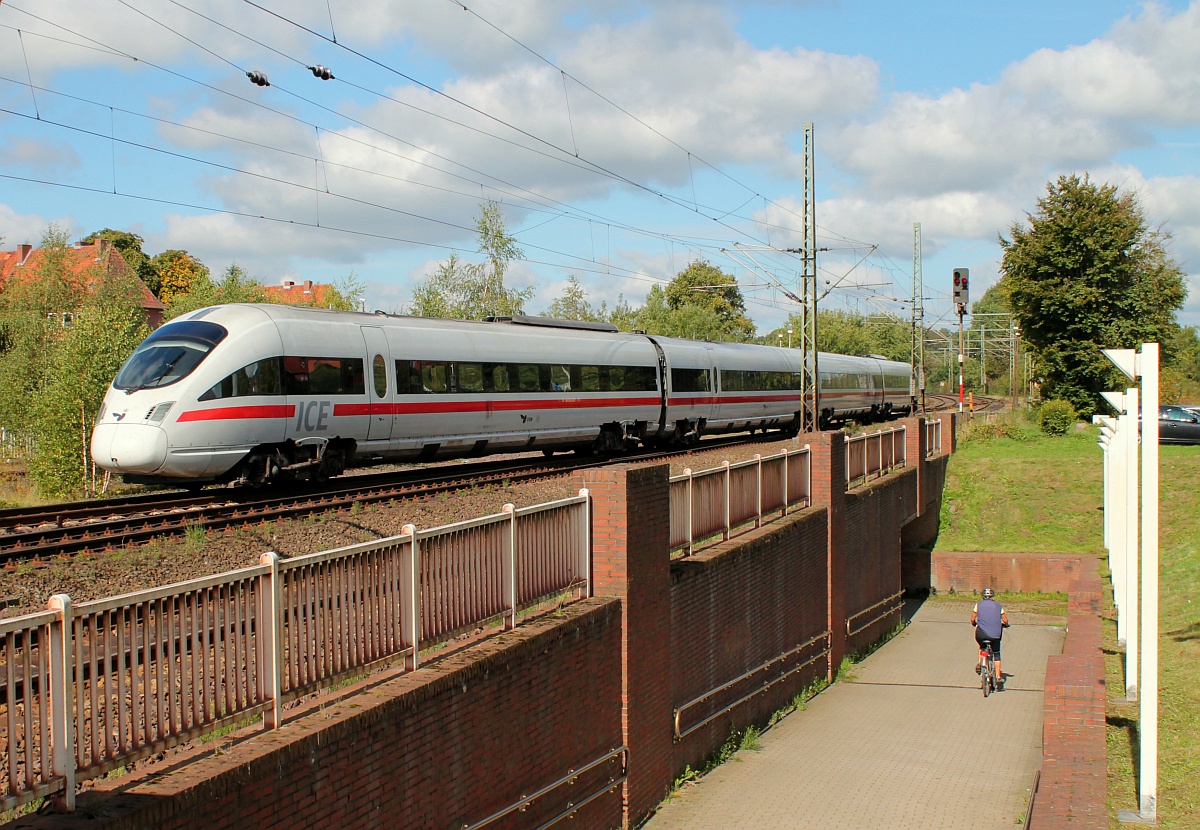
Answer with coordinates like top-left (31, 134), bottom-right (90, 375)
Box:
top-left (845, 591), bottom-right (906, 637)
top-left (0, 492), bottom-right (590, 814)
top-left (672, 631), bottom-right (830, 740)
top-left (925, 419), bottom-right (942, 458)
top-left (458, 746), bottom-right (627, 830)
top-left (669, 447), bottom-right (811, 556)
top-left (844, 426), bottom-right (906, 489)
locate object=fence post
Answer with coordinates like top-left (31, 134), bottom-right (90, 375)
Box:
top-left (753, 454), bottom-right (763, 527)
top-left (502, 504), bottom-right (517, 630)
top-left (683, 470), bottom-right (694, 555)
top-left (257, 552), bottom-right (282, 730)
top-left (781, 449), bottom-right (790, 516)
top-left (579, 489), bottom-right (592, 597)
top-left (47, 593), bottom-right (75, 812)
top-left (402, 524), bottom-right (420, 670)
top-left (722, 460), bottom-right (731, 541)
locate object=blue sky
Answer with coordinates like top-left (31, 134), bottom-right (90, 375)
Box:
top-left (2, 0), bottom-right (1198, 335)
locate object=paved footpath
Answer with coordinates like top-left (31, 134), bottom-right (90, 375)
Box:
top-left (643, 602), bottom-right (1065, 830)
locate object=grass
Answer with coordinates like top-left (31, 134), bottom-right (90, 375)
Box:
top-left (940, 416), bottom-right (1200, 827)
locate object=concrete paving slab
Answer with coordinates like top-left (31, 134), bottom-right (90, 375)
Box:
top-left (643, 602), bottom-right (1065, 830)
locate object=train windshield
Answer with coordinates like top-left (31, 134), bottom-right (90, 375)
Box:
top-left (114, 321), bottom-right (228, 391)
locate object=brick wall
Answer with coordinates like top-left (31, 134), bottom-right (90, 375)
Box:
top-left (1030, 559), bottom-right (1106, 829)
top-left (669, 508), bottom-right (830, 773)
top-left (930, 551), bottom-right (1087, 594)
top-left (18, 429), bottom-right (955, 830)
top-left (18, 600), bottom-right (626, 830)
top-left (842, 468), bottom-right (914, 652)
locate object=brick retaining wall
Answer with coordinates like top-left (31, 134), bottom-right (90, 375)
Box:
top-left (13, 600), bottom-right (625, 830)
top-left (13, 417), bottom-right (954, 830)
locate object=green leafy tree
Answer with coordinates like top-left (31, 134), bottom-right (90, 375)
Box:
top-left (542, 275), bottom-right (635, 328)
top-left (0, 226), bottom-right (88, 438)
top-left (999, 174), bottom-right (1186, 416)
top-left (29, 275), bottom-right (150, 497)
top-left (166, 264), bottom-right (270, 320)
top-left (410, 201), bottom-right (534, 319)
top-left (151, 250), bottom-right (210, 306)
top-left (81, 228), bottom-right (159, 293)
top-left (544, 276), bottom-right (604, 322)
top-left (657, 261), bottom-right (755, 341)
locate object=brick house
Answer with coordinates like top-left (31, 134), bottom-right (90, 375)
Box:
top-left (261, 279), bottom-right (338, 307)
top-left (0, 239), bottom-right (167, 328)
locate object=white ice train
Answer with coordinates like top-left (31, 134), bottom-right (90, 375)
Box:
top-left (90, 304), bottom-right (914, 486)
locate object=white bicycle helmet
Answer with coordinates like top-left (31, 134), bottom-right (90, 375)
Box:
top-left (982, 588), bottom-right (995, 599)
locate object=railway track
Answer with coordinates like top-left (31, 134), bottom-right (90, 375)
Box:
top-left (0, 435), bottom-right (762, 562)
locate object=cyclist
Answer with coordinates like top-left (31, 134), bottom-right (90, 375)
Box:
top-left (972, 588), bottom-right (1010, 686)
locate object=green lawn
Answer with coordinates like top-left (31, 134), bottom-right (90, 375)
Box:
top-left (937, 418), bottom-right (1200, 827)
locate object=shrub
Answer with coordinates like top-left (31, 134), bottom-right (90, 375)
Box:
top-left (1037, 399), bottom-right (1077, 436)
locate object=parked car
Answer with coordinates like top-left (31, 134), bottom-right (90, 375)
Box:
top-left (1158, 405), bottom-right (1200, 445)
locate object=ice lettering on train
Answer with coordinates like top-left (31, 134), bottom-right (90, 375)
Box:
top-left (295, 401), bottom-right (331, 431)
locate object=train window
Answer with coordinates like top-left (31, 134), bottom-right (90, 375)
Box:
top-left (283, 357), bottom-right (366, 395)
top-left (550, 365), bottom-right (571, 392)
top-left (673, 368), bottom-right (709, 393)
top-left (372, 355), bottom-right (387, 398)
top-left (456, 363), bottom-right (484, 393)
top-left (114, 320), bottom-right (229, 391)
top-left (581, 366), bottom-right (600, 392)
top-left (518, 365), bottom-right (541, 392)
top-left (199, 358), bottom-right (283, 401)
top-left (489, 364), bottom-right (510, 392)
top-left (420, 362), bottom-right (449, 393)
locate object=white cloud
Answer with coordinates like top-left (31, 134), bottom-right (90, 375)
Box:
top-left (0, 205), bottom-right (78, 247)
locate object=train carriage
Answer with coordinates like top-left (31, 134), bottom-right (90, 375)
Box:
top-left (91, 304), bottom-right (914, 486)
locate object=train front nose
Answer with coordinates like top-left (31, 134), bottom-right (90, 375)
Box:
top-left (91, 422), bottom-right (169, 474)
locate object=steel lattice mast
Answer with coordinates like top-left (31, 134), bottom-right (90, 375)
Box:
top-left (800, 123), bottom-right (819, 433)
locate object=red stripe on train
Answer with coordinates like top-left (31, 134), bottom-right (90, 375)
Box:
top-left (176, 405), bottom-right (296, 422)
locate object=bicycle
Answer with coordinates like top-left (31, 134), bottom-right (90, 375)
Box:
top-left (979, 641), bottom-right (997, 697)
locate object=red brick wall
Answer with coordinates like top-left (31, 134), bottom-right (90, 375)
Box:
top-left (930, 551), bottom-right (1086, 594)
top-left (669, 508), bottom-right (830, 773)
top-left (577, 464), bottom-right (674, 828)
top-left (842, 468), bottom-right (914, 652)
top-left (24, 600), bottom-right (625, 830)
top-left (1030, 561), bottom-right (1106, 829)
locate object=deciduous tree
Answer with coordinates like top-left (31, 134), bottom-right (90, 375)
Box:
top-left (999, 174), bottom-right (1186, 416)
top-left (409, 201), bottom-right (534, 319)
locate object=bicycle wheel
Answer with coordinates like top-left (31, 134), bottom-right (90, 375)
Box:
top-left (982, 656), bottom-right (992, 697)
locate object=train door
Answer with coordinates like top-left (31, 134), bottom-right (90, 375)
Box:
top-left (360, 326), bottom-right (393, 443)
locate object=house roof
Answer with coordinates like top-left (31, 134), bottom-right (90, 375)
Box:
top-left (0, 240), bottom-right (167, 313)
top-left (261, 279), bottom-right (338, 307)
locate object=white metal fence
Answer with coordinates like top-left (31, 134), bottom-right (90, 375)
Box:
top-left (0, 493), bottom-right (590, 813)
top-left (669, 448), bottom-right (812, 556)
top-left (844, 426), bottom-right (907, 489)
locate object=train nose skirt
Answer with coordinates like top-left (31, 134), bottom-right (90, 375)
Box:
top-left (91, 423), bottom-right (169, 474)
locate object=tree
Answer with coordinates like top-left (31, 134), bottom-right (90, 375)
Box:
top-left (660, 261), bottom-right (755, 341)
top-left (999, 174), bottom-right (1186, 416)
top-left (409, 201), bottom-right (534, 320)
top-left (81, 228), bottom-right (159, 293)
top-left (542, 275), bottom-right (634, 328)
top-left (29, 273), bottom-right (150, 497)
top-left (0, 226), bottom-right (88, 438)
top-left (166, 264), bottom-right (270, 320)
top-left (152, 250), bottom-right (210, 306)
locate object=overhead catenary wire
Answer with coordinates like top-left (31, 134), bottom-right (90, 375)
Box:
top-left (0, 0), bottom-right (892, 318)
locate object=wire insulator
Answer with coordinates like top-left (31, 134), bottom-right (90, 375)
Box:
top-left (309, 65), bottom-right (334, 80)
top-left (247, 70), bottom-right (271, 87)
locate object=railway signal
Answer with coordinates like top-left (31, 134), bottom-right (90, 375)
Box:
top-left (952, 268), bottom-right (969, 307)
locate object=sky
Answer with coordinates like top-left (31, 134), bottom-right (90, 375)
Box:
top-left (2, 0), bottom-right (1198, 337)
